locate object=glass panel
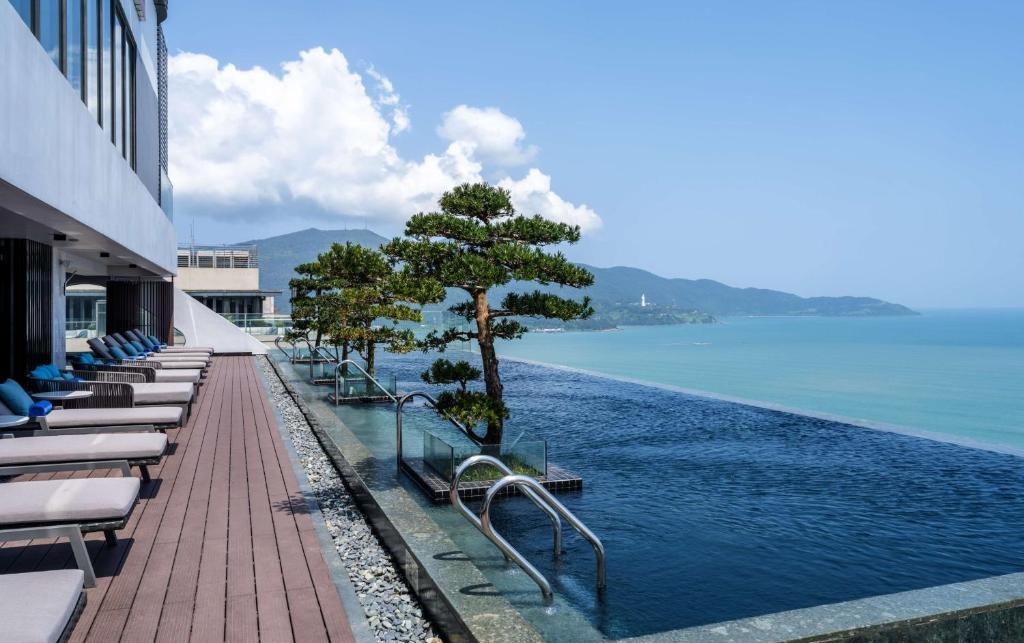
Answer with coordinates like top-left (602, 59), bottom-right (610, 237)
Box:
top-left (126, 37), bottom-right (135, 167)
top-left (10, 0), bottom-right (33, 29)
top-left (423, 431), bottom-right (456, 479)
top-left (38, 0), bottom-right (62, 70)
top-left (66, 0), bottom-right (82, 96)
top-left (112, 13), bottom-right (122, 153)
top-left (101, 0), bottom-right (112, 138)
top-left (86, 0), bottom-right (99, 118)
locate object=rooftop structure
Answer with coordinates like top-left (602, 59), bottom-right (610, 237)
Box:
top-left (176, 245), bottom-right (280, 316)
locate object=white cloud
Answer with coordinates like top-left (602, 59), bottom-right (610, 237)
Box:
top-left (168, 47), bottom-right (600, 231)
top-left (500, 170), bottom-right (602, 232)
top-left (437, 105), bottom-right (537, 166)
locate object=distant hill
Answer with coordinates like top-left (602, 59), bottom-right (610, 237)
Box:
top-left (247, 227), bottom-right (916, 318)
top-left (245, 228), bottom-right (388, 314)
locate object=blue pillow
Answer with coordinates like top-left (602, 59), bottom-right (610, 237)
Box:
top-left (29, 366), bottom-right (52, 381)
top-left (120, 342), bottom-right (140, 356)
top-left (110, 345), bottom-right (130, 360)
top-left (60, 372), bottom-right (76, 381)
top-left (148, 335), bottom-right (167, 348)
top-left (129, 341), bottom-right (148, 354)
top-left (45, 364), bottom-right (63, 379)
top-left (0, 379), bottom-right (35, 415)
top-left (78, 354), bottom-right (96, 365)
top-left (136, 335), bottom-right (155, 349)
top-left (28, 400), bottom-right (53, 417)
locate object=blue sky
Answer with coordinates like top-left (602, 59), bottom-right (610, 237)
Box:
top-left (165, 1), bottom-right (1024, 308)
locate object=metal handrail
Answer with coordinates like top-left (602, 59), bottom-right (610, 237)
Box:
top-left (333, 360), bottom-right (399, 405)
top-left (273, 336), bottom-right (295, 361)
top-left (395, 391), bottom-right (476, 475)
top-left (482, 474), bottom-right (606, 595)
top-left (452, 455), bottom-right (562, 571)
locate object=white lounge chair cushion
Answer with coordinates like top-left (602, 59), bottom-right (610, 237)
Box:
top-left (44, 407), bottom-right (182, 428)
top-left (129, 383), bottom-right (194, 405)
top-left (152, 369), bottom-right (202, 383)
top-left (145, 359), bottom-right (208, 369)
top-left (161, 346), bottom-right (213, 354)
top-left (0, 569), bottom-right (84, 643)
top-left (0, 477), bottom-right (139, 524)
top-left (0, 433), bottom-right (167, 465)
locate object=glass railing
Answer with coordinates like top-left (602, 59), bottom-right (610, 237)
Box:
top-left (159, 167), bottom-right (173, 219)
top-left (423, 429), bottom-right (548, 482)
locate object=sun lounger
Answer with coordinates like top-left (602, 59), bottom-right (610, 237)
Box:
top-left (0, 388), bottom-right (182, 433)
top-left (130, 329), bottom-right (213, 355)
top-left (72, 354), bottom-right (203, 384)
top-left (0, 432), bottom-right (167, 481)
top-left (0, 474), bottom-right (140, 586)
top-left (103, 336), bottom-right (211, 365)
top-left (87, 339), bottom-right (208, 371)
top-left (0, 569), bottom-right (85, 643)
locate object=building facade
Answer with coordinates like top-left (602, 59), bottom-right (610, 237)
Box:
top-left (176, 245), bottom-right (279, 316)
top-left (1, 0), bottom-right (174, 381)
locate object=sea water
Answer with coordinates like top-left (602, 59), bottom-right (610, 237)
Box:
top-left (495, 309), bottom-right (1024, 452)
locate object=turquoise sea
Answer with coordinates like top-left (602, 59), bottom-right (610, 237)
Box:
top-left (494, 309), bottom-right (1024, 451)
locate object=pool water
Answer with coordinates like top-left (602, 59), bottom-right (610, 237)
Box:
top-left (332, 352), bottom-right (1024, 639)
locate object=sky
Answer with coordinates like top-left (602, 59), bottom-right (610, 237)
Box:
top-left (164, 1), bottom-right (1024, 308)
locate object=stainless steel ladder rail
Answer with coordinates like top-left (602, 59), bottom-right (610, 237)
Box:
top-left (333, 360), bottom-right (399, 405)
top-left (482, 473), bottom-right (606, 595)
top-left (448, 455), bottom-right (605, 603)
top-left (451, 456), bottom-right (562, 589)
top-left (273, 336), bottom-right (296, 362)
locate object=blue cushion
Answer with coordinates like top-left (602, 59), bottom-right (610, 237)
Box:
top-left (120, 342), bottom-right (140, 356)
top-left (28, 366), bottom-right (52, 381)
top-left (137, 335), bottom-right (156, 349)
top-left (110, 345), bottom-right (130, 360)
top-left (0, 379), bottom-right (35, 416)
top-left (129, 341), bottom-right (147, 353)
top-left (148, 335), bottom-right (167, 348)
top-left (78, 354), bottom-right (96, 365)
top-left (28, 400), bottom-right (53, 417)
top-left (43, 364), bottom-right (61, 379)
top-left (60, 372), bottom-right (76, 381)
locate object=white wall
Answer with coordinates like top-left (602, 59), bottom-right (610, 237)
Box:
top-left (0, 1), bottom-right (176, 275)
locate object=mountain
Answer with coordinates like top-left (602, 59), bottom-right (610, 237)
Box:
top-left (245, 228), bottom-right (389, 314)
top-left (568, 265), bottom-right (917, 317)
top-left (247, 227), bottom-right (916, 318)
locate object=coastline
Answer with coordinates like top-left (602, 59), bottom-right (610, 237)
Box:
top-left (496, 351), bottom-right (1024, 460)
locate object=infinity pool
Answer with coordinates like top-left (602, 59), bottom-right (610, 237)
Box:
top-left (320, 352), bottom-right (1024, 640)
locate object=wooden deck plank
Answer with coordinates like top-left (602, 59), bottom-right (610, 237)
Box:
top-left (0, 356), bottom-right (357, 643)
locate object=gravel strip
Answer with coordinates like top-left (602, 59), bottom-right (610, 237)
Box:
top-left (258, 357), bottom-right (443, 643)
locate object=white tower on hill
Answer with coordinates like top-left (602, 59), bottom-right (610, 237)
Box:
top-left (641, 293), bottom-right (647, 307)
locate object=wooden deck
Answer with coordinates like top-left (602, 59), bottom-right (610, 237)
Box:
top-left (0, 356), bottom-right (357, 643)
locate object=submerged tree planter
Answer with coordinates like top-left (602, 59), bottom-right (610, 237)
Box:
top-left (327, 372), bottom-right (399, 404)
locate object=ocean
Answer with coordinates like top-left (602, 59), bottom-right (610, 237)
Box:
top-left (493, 309), bottom-right (1024, 452)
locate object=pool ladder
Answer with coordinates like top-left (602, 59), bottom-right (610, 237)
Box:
top-left (450, 454), bottom-right (606, 603)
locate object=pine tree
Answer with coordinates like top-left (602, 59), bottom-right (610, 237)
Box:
top-left (384, 182), bottom-right (594, 444)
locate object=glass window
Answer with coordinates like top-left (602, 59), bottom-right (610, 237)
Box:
top-left (112, 10), bottom-right (122, 152)
top-left (38, 0), bottom-right (62, 70)
top-left (102, 0), bottom-right (113, 140)
top-left (10, 0), bottom-right (33, 29)
top-left (125, 36), bottom-right (136, 167)
top-left (86, 0), bottom-right (100, 120)
top-left (66, 0), bottom-right (82, 95)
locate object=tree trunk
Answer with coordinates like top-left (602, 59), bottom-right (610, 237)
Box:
top-left (474, 290), bottom-right (503, 445)
top-left (366, 341), bottom-right (375, 376)
top-left (340, 341), bottom-right (350, 376)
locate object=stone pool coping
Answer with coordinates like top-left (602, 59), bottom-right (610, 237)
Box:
top-left (620, 571), bottom-right (1024, 643)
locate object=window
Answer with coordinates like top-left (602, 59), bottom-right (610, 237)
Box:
top-left (65, 0), bottom-right (82, 95)
top-left (125, 33), bottom-right (136, 168)
top-left (85, 0), bottom-right (100, 119)
top-left (9, 0), bottom-right (32, 29)
top-left (37, 0), bottom-right (62, 70)
top-left (112, 12), bottom-right (122, 152)
top-left (101, 0), bottom-right (112, 139)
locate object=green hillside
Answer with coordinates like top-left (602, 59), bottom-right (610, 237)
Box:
top-left (248, 228), bottom-right (916, 319)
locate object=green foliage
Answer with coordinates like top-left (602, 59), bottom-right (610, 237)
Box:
top-left (421, 359), bottom-right (481, 392)
top-left (289, 242), bottom-right (443, 375)
top-left (384, 182), bottom-right (594, 444)
top-left (433, 390), bottom-right (509, 441)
